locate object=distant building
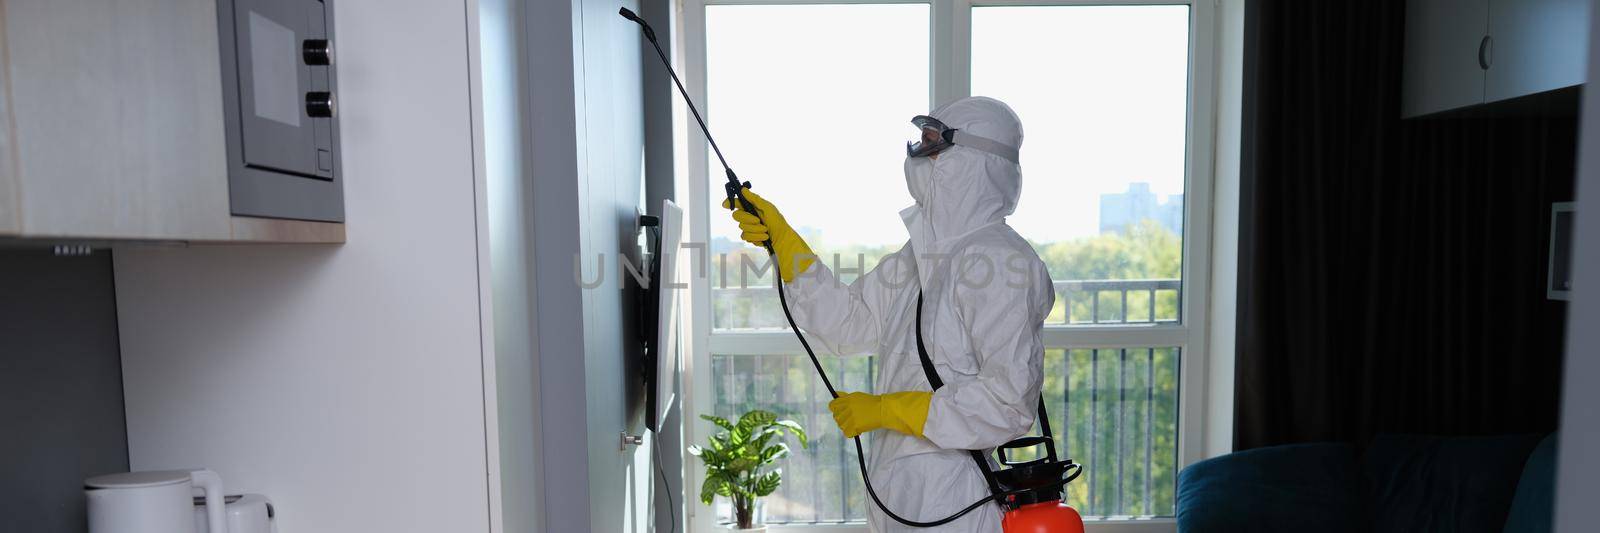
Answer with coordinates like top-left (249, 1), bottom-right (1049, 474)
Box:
top-left (1100, 183), bottom-right (1183, 236)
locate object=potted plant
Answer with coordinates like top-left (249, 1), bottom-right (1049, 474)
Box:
top-left (689, 410), bottom-right (808, 531)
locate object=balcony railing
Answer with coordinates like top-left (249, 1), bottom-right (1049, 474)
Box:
top-left (711, 278), bottom-right (1182, 330)
top-left (705, 278), bottom-right (1184, 525)
top-left (710, 347), bottom-right (1180, 524)
top-left (1055, 279), bottom-right (1182, 325)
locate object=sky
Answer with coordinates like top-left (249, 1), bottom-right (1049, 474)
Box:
top-left (703, 4), bottom-right (1190, 251)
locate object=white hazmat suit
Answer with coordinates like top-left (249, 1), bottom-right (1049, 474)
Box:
top-left (785, 96), bottom-right (1054, 532)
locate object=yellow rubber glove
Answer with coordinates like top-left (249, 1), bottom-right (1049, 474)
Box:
top-left (828, 391), bottom-right (932, 438)
top-left (721, 187), bottom-right (815, 282)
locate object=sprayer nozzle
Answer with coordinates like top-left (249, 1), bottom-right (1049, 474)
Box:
top-left (617, 7), bottom-right (656, 42)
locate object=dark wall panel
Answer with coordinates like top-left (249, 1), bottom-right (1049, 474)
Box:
top-left (0, 250), bottom-right (129, 533)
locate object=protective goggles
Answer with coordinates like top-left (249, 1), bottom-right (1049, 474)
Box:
top-left (905, 115), bottom-right (1019, 164)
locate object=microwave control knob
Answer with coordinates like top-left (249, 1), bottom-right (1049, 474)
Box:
top-left (303, 39), bottom-right (333, 65)
top-left (306, 92), bottom-right (336, 118)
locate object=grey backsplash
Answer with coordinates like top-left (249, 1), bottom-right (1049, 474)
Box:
top-left (1, 249), bottom-right (129, 533)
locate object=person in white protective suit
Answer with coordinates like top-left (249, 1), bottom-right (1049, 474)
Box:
top-left (722, 96), bottom-right (1053, 533)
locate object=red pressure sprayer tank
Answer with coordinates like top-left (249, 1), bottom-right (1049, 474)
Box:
top-left (1003, 501), bottom-right (1085, 533)
top-left (992, 437), bottom-right (1086, 533)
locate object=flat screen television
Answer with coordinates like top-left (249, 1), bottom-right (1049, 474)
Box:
top-left (642, 199), bottom-right (684, 433)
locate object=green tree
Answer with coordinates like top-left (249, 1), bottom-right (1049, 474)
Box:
top-left (1035, 220), bottom-right (1183, 323)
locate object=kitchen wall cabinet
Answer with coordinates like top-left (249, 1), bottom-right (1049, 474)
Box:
top-left (1486, 0), bottom-right (1590, 102)
top-left (1403, 0), bottom-right (1491, 117)
top-left (0, 0), bottom-right (343, 243)
top-left (1403, 0), bottom-right (1589, 118)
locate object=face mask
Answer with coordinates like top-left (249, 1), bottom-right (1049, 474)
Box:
top-left (904, 155), bottom-right (935, 207)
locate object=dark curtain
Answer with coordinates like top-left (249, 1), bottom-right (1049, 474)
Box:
top-left (1236, 0), bottom-right (1576, 450)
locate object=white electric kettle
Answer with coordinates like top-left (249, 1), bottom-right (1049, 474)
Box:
top-left (193, 493), bottom-right (277, 533)
top-left (85, 469), bottom-right (227, 533)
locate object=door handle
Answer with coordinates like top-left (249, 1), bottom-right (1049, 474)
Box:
top-left (1478, 35), bottom-right (1493, 70)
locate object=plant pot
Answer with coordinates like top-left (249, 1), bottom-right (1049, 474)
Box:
top-left (725, 497), bottom-right (767, 530)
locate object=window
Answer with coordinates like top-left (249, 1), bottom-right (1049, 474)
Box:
top-left (684, 2), bottom-right (1215, 531)
top-left (970, 6), bottom-right (1191, 518)
top-left (972, 5), bottom-right (1190, 327)
top-left (701, 5), bottom-right (928, 524)
top-left (704, 3), bottom-right (929, 331)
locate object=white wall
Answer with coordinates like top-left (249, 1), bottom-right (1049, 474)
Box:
top-left (1554, 1), bottom-right (1599, 530)
top-left (479, 0), bottom-right (539, 532)
top-left (1205, 0), bottom-right (1245, 458)
top-left (112, 2), bottom-right (493, 533)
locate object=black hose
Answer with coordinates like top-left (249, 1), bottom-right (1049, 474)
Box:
top-left (771, 261), bottom-right (1075, 527)
top-left (653, 436), bottom-right (677, 533)
top-left (772, 265), bottom-right (985, 526)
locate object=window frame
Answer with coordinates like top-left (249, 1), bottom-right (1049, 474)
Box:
top-left (680, 1), bottom-right (1220, 532)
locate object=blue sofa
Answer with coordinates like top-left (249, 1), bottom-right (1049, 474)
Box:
top-left (1176, 433), bottom-right (1558, 533)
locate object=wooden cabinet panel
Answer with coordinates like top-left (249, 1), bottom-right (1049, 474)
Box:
top-left (0, 0), bottom-right (343, 243)
top-left (4, 0), bottom-right (232, 240)
top-left (224, 216), bottom-right (344, 243)
top-left (1, 82), bottom-right (17, 237)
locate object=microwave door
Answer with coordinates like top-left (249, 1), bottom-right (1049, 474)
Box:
top-left (234, 0), bottom-right (320, 179)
